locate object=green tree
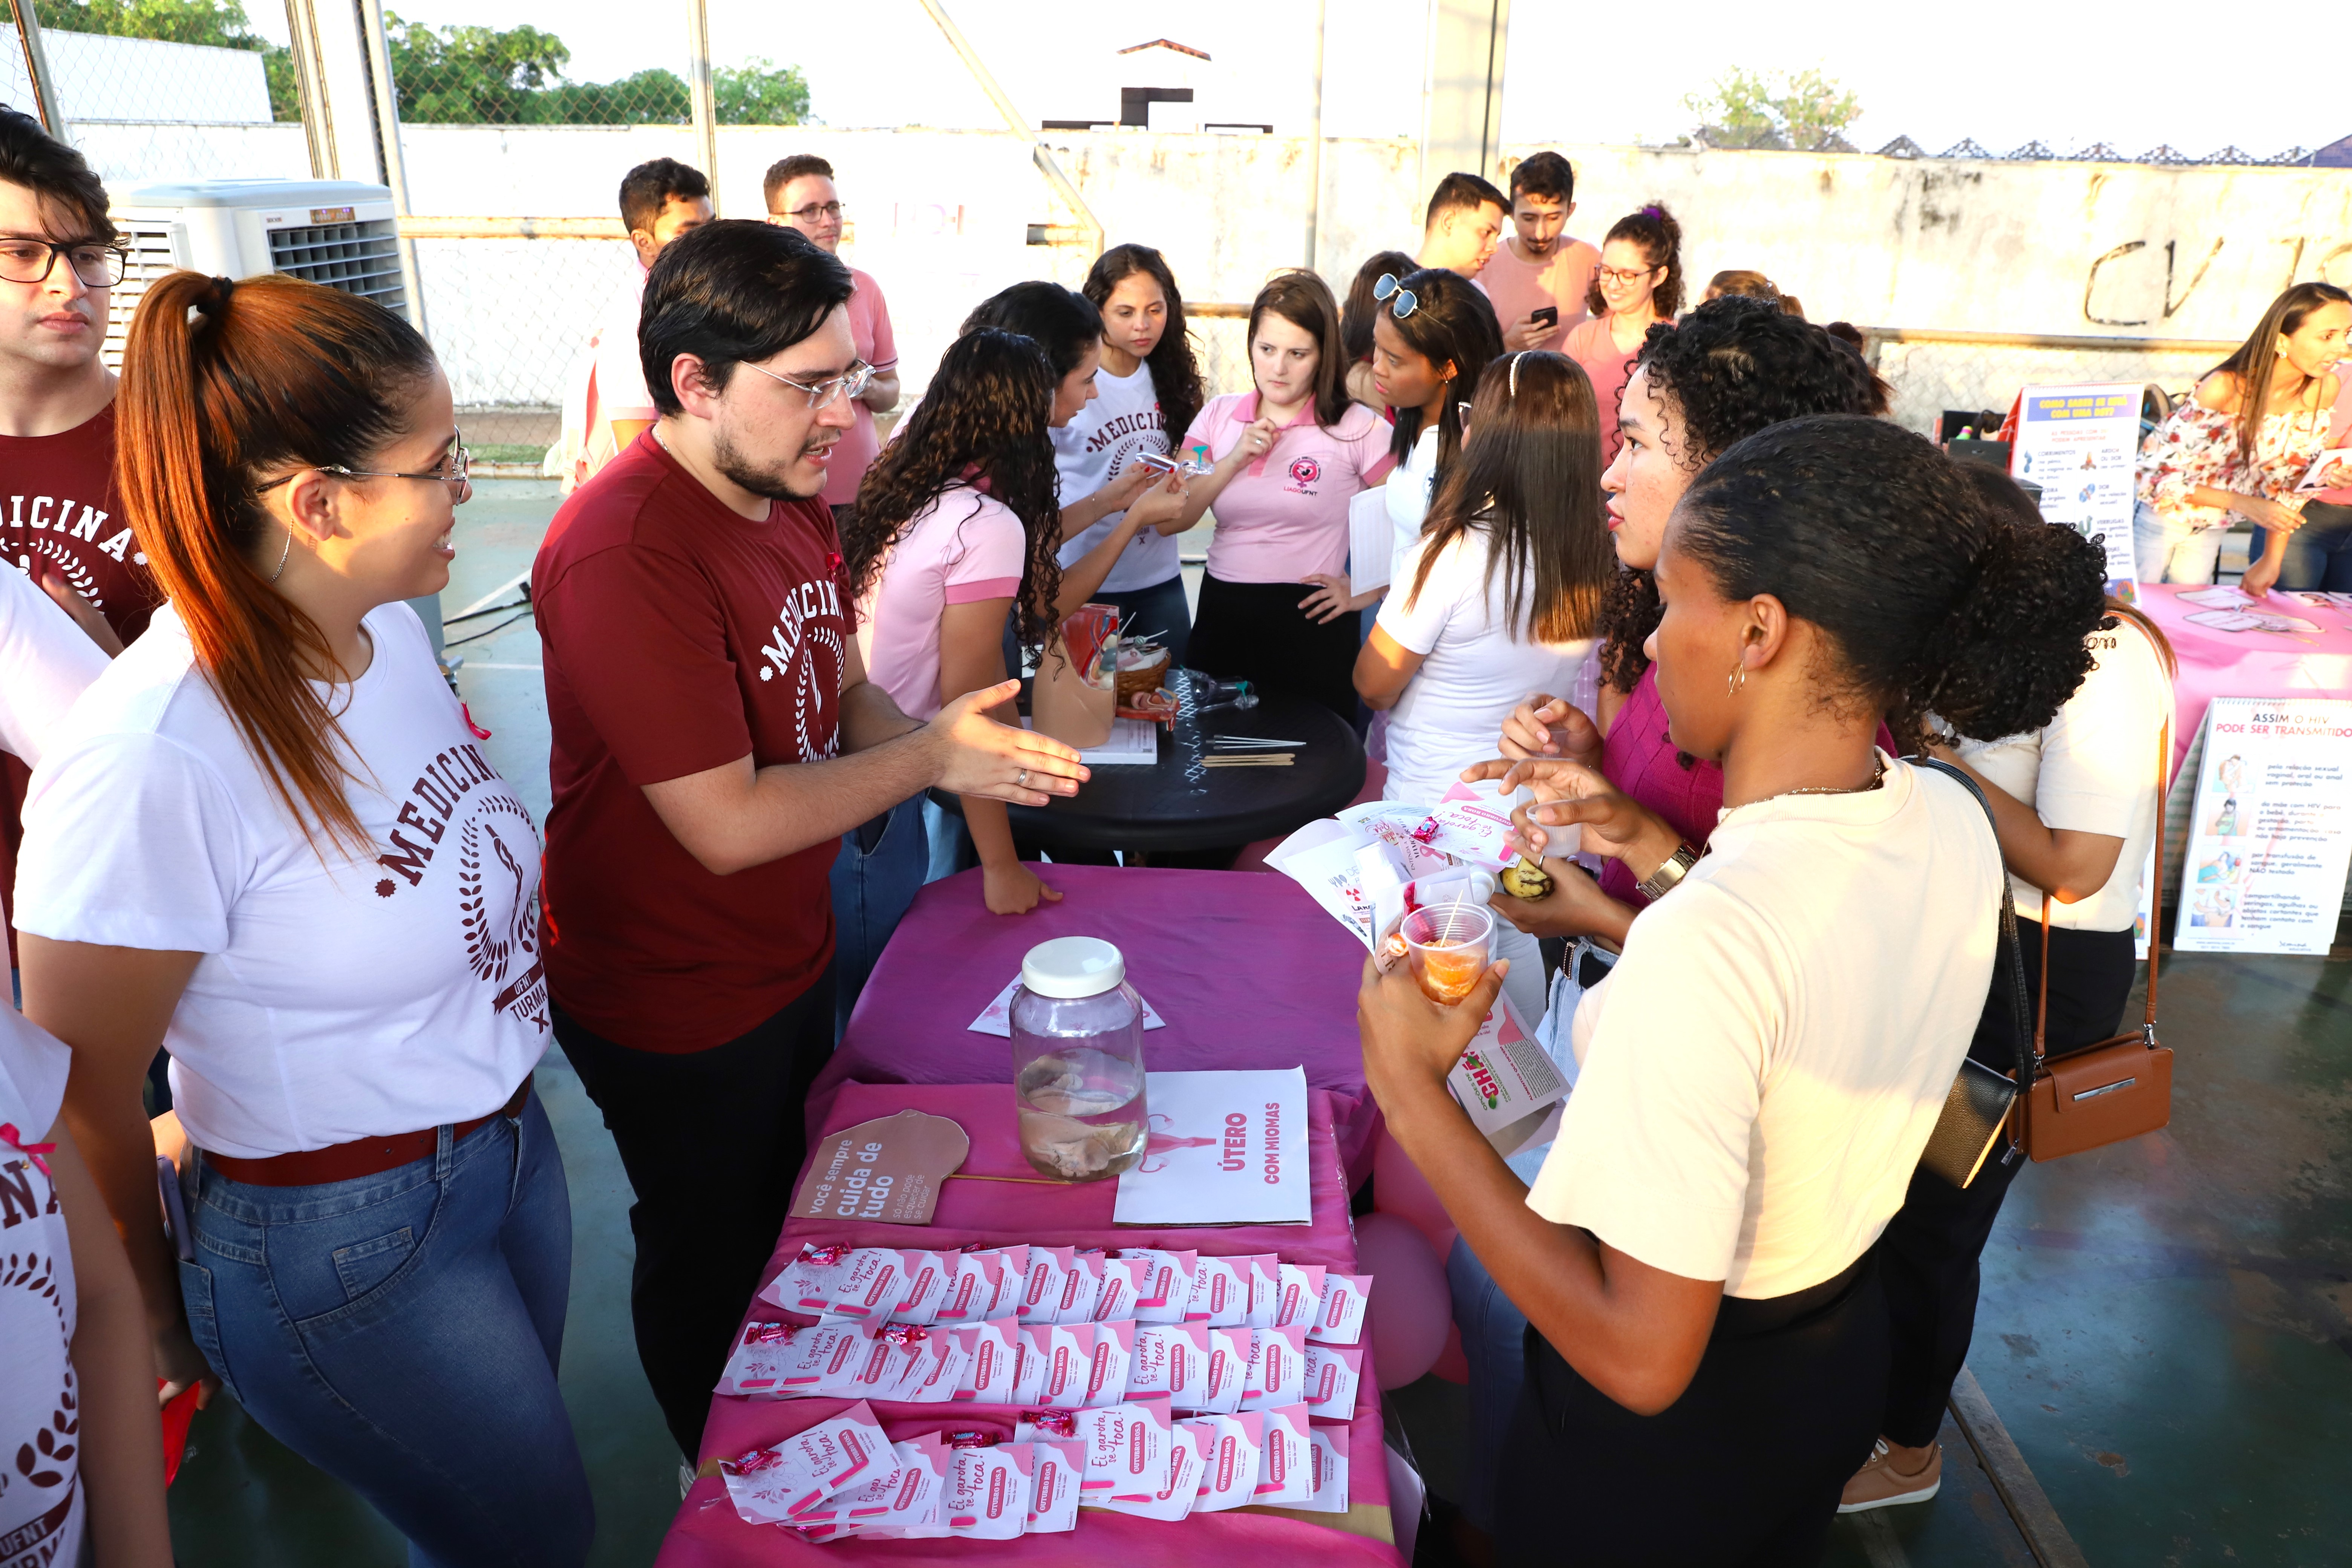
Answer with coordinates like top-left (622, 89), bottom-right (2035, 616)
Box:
top-left (5, 0), bottom-right (300, 119)
top-left (1684, 65), bottom-right (1861, 152)
top-left (384, 12), bottom-right (571, 123)
top-left (715, 57), bottom-right (808, 126)
top-left (531, 67), bottom-right (688, 124)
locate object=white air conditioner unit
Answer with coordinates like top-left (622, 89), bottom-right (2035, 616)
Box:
top-left (103, 178), bottom-right (407, 367)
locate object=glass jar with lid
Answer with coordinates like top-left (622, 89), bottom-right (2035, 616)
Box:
top-left (1010, 936), bottom-right (1149, 1181)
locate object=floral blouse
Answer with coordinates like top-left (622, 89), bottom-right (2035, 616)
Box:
top-left (2136, 392), bottom-right (2328, 533)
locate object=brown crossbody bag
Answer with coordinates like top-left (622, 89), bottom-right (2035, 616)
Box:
top-left (2018, 721), bottom-right (2175, 1161)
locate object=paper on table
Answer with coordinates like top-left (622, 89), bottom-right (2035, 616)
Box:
top-left (2178, 585), bottom-right (2252, 609)
top-left (1111, 1068), bottom-right (1312, 1227)
top-left (968, 975), bottom-right (1167, 1035)
top-left (1345, 486), bottom-right (1394, 594)
top-left (1021, 714), bottom-right (1158, 764)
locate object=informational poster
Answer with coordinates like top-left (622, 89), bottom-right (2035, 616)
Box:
top-left (2173, 698), bottom-right (2352, 955)
top-left (1112, 1068), bottom-right (1311, 1227)
top-left (2010, 383), bottom-right (2142, 598)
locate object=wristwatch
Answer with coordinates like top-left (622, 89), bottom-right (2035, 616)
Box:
top-left (1635, 842), bottom-right (1700, 902)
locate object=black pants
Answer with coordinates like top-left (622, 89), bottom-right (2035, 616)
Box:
top-left (1497, 1254), bottom-right (1886, 1567)
top-left (1876, 919), bottom-right (2136, 1447)
top-left (554, 978), bottom-right (835, 1459)
top-left (1092, 574), bottom-right (1193, 668)
top-left (1185, 571), bottom-right (1361, 725)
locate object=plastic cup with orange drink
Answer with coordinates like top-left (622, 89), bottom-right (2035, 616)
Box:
top-left (1400, 903), bottom-right (1495, 1005)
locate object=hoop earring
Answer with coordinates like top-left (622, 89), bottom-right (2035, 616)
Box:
top-left (1728, 663), bottom-right (1747, 696)
top-left (271, 527), bottom-right (294, 583)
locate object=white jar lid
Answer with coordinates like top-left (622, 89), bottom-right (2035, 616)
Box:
top-left (1020, 936), bottom-right (1126, 999)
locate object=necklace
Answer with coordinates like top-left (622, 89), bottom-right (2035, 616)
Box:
top-left (1768, 755), bottom-right (1888, 801)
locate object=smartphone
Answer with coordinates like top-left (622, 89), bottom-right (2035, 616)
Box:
top-left (1530, 305), bottom-right (1559, 328)
top-left (158, 1155), bottom-right (194, 1262)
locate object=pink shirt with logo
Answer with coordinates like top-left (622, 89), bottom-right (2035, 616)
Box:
top-left (822, 267), bottom-right (902, 508)
top-left (1184, 393), bottom-right (1395, 583)
top-left (854, 483), bottom-right (1026, 720)
top-left (1475, 236), bottom-right (1601, 352)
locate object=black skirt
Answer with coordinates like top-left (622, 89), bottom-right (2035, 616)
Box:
top-left (1184, 571), bottom-right (1361, 725)
top-left (1497, 1251), bottom-right (1886, 1567)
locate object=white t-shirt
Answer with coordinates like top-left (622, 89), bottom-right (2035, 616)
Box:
top-left (1384, 424), bottom-right (1441, 567)
top-left (16, 602), bottom-right (550, 1159)
top-left (1375, 521), bottom-right (1597, 807)
top-left (0, 560), bottom-right (108, 765)
top-left (553, 265), bottom-right (655, 493)
top-left (1530, 757), bottom-right (2000, 1299)
top-left (1951, 617), bottom-right (2173, 933)
top-left (0, 1009), bottom-right (81, 1566)
top-left (1054, 361), bottom-right (1178, 593)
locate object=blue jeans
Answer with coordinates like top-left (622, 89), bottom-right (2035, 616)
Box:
top-left (1447, 1235), bottom-right (1528, 1535)
top-left (181, 1090), bottom-right (591, 1568)
top-left (2133, 502), bottom-right (2225, 585)
top-left (828, 792), bottom-right (930, 1038)
top-left (2253, 501), bottom-right (2352, 591)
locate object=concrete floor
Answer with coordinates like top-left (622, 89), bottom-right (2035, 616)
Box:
top-left (163, 484), bottom-right (2352, 1566)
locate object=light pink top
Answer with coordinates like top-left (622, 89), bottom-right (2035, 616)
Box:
top-left (822, 266), bottom-right (902, 508)
top-left (1184, 392), bottom-right (1395, 582)
top-left (1474, 236), bottom-right (1601, 352)
top-left (1564, 315), bottom-right (1653, 465)
top-left (854, 484), bottom-right (1024, 720)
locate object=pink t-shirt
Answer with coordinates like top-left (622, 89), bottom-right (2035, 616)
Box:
top-left (1185, 393), bottom-right (1396, 583)
top-left (823, 267), bottom-right (902, 508)
top-left (1475, 237), bottom-right (1601, 352)
top-left (1564, 316), bottom-right (1652, 464)
top-left (854, 484), bottom-right (1025, 720)
top-left (2314, 371), bottom-right (2352, 506)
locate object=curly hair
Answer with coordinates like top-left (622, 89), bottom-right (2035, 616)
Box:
top-left (1585, 202), bottom-right (1684, 319)
top-left (844, 329), bottom-right (1065, 657)
top-left (1084, 244), bottom-right (1204, 451)
top-left (1598, 296), bottom-right (1890, 692)
top-left (1675, 417), bottom-right (2107, 748)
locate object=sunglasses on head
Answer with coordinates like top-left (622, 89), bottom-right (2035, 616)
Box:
top-left (1373, 273), bottom-right (1419, 320)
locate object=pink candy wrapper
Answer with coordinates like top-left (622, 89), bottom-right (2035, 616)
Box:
top-left (1300, 1423), bottom-right (1351, 1513)
top-left (714, 1321), bottom-right (800, 1397)
top-left (1196, 1326), bottom-right (1251, 1415)
top-left (760, 1241), bottom-right (850, 1314)
top-left (1240, 1323), bottom-right (1308, 1411)
top-left (943, 1442), bottom-right (1031, 1540)
top-left (1274, 1263), bottom-right (1327, 1332)
top-left (1018, 1245), bottom-right (1076, 1326)
top-left (1014, 1408), bottom-right (1080, 1443)
top-left (1026, 1438), bottom-right (1084, 1533)
top-left (1184, 1411), bottom-right (1265, 1512)
top-left (1091, 1254), bottom-right (1150, 1323)
top-left (1242, 1255), bottom-right (1283, 1329)
top-left (1252, 1403), bottom-right (1313, 1504)
top-left (1303, 1342), bottom-right (1363, 1418)
top-left (1054, 1251), bottom-right (1107, 1325)
top-left (1186, 1254), bottom-right (1250, 1326)
top-left (953, 1318), bottom-right (1020, 1403)
top-left (1115, 1248), bottom-right (1199, 1325)
top-left (717, 1400), bottom-right (889, 1523)
top-left (826, 1248), bottom-right (913, 1322)
top-left (1127, 1322), bottom-right (1210, 1407)
top-left (1309, 1272), bottom-right (1369, 1345)
top-left (1410, 790), bottom-right (1521, 873)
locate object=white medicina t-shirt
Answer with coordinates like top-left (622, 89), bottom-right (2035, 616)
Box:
top-left (1054, 361), bottom-right (1178, 593)
top-left (1375, 520), bottom-right (1597, 807)
top-left (1531, 757), bottom-right (2000, 1299)
top-left (15, 601), bottom-right (550, 1159)
top-left (1384, 424), bottom-right (1441, 567)
top-left (1951, 616), bottom-right (2173, 934)
top-left (0, 1008), bottom-right (81, 1566)
top-left (0, 561), bottom-right (107, 766)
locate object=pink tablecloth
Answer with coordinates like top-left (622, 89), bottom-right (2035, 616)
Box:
top-left (2138, 585), bottom-right (2352, 778)
top-left (657, 1081), bottom-right (1401, 1567)
top-left (812, 866), bottom-right (1383, 1185)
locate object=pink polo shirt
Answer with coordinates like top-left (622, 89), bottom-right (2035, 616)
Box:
top-left (854, 484), bottom-right (1025, 720)
top-left (1564, 315), bottom-right (1655, 465)
top-left (822, 266), bottom-right (902, 508)
top-left (1475, 236), bottom-right (1601, 352)
top-left (1184, 392), bottom-right (1395, 583)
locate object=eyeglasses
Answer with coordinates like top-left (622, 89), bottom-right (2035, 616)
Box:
top-left (775, 201), bottom-right (846, 223)
top-left (254, 434), bottom-right (472, 496)
top-left (0, 237), bottom-right (130, 288)
top-left (1373, 273), bottom-right (1419, 320)
top-left (740, 358), bottom-right (874, 411)
top-left (1597, 263), bottom-right (1661, 286)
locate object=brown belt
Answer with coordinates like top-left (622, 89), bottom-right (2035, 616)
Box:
top-left (205, 1080), bottom-right (533, 1188)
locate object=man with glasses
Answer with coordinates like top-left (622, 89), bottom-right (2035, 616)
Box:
top-left (763, 154), bottom-right (899, 524)
top-left (531, 220), bottom-right (1087, 1459)
top-left (549, 157), bottom-right (712, 492)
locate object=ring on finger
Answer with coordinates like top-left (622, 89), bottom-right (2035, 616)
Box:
top-left (1017, 768), bottom-right (1029, 787)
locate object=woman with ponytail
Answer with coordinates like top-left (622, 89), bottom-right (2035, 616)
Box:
top-left (1364, 415), bottom-right (2110, 1565)
top-left (1562, 201), bottom-right (1683, 461)
top-left (16, 273), bottom-right (592, 1566)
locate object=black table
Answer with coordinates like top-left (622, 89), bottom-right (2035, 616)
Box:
top-left (937, 668), bottom-right (1366, 855)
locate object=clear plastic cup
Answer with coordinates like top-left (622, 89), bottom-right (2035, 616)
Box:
top-left (1401, 903), bottom-right (1495, 1006)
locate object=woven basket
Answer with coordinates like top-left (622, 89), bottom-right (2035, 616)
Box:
top-left (1113, 646), bottom-right (1172, 701)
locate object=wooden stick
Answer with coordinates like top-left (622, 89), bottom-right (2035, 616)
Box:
top-left (944, 1171), bottom-right (1069, 1186)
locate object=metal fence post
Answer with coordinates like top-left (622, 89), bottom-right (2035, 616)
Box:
top-left (1304, 0), bottom-right (1325, 274)
top-left (9, 0), bottom-right (67, 138)
top-left (281, 0), bottom-right (338, 178)
top-left (354, 0), bottom-right (427, 334)
top-left (685, 0), bottom-right (718, 210)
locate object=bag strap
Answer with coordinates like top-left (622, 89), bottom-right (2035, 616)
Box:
top-left (2142, 720), bottom-right (2171, 1041)
top-left (1909, 756), bottom-right (2032, 1072)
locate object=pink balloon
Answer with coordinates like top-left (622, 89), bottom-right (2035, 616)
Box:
top-left (1355, 1211), bottom-right (1451, 1389)
top-left (1371, 1126), bottom-right (1458, 1263)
